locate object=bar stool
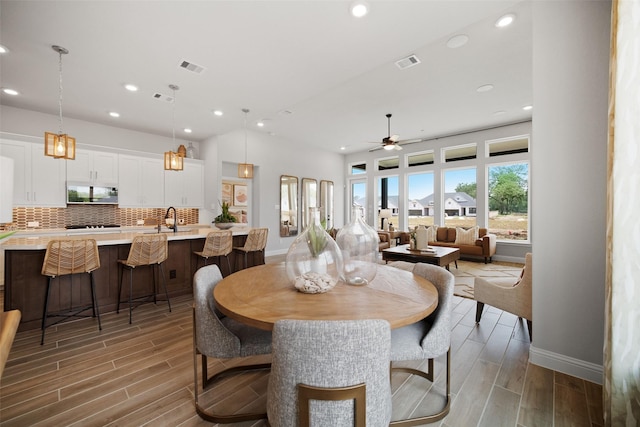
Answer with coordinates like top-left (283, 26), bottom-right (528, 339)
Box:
top-left (117, 233), bottom-right (171, 324)
top-left (233, 227), bottom-right (268, 270)
top-left (193, 230), bottom-right (233, 275)
top-left (40, 239), bottom-right (102, 345)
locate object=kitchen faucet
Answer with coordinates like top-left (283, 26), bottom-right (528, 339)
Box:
top-left (165, 206), bottom-right (178, 233)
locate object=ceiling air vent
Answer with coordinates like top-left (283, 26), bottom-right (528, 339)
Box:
top-left (179, 60), bottom-right (206, 74)
top-left (395, 54), bottom-right (421, 70)
top-left (152, 92), bottom-right (174, 103)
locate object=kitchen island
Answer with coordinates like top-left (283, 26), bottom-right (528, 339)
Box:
top-left (1, 227), bottom-right (264, 331)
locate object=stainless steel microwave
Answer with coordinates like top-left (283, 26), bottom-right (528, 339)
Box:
top-left (67, 183), bottom-right (118, 204)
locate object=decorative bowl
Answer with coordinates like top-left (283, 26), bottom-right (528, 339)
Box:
top-left (214, 222), bottom-right (235, 230)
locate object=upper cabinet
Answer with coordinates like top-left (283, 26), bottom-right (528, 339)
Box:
top-left (164, 160), bottom-right (203, 208)
top-left (67, 149), bottom-right (118, 185)
top-left (118, 154), bottom-right (164, 207)
top-left (0, 138), bottom-right (66, 207)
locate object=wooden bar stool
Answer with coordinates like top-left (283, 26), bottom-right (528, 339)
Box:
top-left (40, 239), bottom-right (102, 345)
top-left (233, 228), bottom-right (268, 270)
top-left (117, 234), bottom-right (171, 324)
top-left (193, 230), bottom-right (233, 275)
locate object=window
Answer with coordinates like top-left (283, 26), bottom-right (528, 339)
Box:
top-left (407, 151), bottom-right (434, 167)
top-left (443, 144), bottom-right (477, 162)
top-left (377, 176), bottom-right (398, 229)
top-left (350, 162), bottom-right (366, 175)
top-left (350, 180), bottom-right (367, 220)
top-left (443, 168), bottom-right (477, 228)
top-left (377, 156), bottom-right (399, 171)
top-left (488, 163), bottom-right (529, 241)
top-left (407, 172), bottom-right (434, 228)
top-left (487, 135), bottom-right (529, 157)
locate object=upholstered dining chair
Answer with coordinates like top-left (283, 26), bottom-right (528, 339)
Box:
top-left (233, 227), bottom-right (268, 270)
top-left (267, 319), bottom-right (392, 427)
top-left (117, 233), bottom-right (171, 324)
top-left (192, 264), bottom-right (272, 423)
top-left (389, 262), bottom-right (455, 425)
top-left (41, 238), bottom-right (102, 345)
top-left (193, 230), bottom-right (233, 275)
top-left (475, 252), bottom-right (533, 340)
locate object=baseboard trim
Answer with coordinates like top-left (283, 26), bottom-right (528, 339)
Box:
top-left (529, 345), bottom-right (603, 384)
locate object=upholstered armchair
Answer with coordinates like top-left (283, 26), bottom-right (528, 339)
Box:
top-left (475, 252), bottom-right (532, 340)
top-left (377, 231), bottom-right (391, 251)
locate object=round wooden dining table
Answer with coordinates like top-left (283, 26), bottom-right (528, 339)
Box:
top-left (213, 262), bottom-right (439, 331)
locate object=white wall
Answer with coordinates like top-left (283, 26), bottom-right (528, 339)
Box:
top-left (0, 105), bottom-right (194, 154)
top-left (202, 128), bottom-right (346, 255)
top-left (530, 0), bottom-right (610, 383)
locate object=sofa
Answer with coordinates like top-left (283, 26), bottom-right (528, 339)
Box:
top-left (377, 231), bottom-right (391, 251)
top-left (400, 226), bottom-right (496, 263)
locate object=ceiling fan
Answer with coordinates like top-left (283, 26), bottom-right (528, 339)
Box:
top-left (369, 113), bottom-right (403, 152)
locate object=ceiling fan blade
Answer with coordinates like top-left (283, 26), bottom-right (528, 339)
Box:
top-left (389, 134), bottom-right (400, 142)
top-left (394, 144), bottom-right (403, 150)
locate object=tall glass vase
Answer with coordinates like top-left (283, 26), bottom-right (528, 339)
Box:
top-left (336, 205), bottom-right (378, 285)
top-left (285, 207), bottom-right (343, 293)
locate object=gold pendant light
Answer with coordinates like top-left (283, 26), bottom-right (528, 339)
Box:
top-left (237, 108), bottom-right (254, 179)
top-left (164, 84), bottom-right (183, 171)
top-left (44, 45), bottom-right (75, 160)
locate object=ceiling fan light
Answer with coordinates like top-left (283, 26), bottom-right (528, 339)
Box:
top-left (383, 144), bottom-right (395, 151)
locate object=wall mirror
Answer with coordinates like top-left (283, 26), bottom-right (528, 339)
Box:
top-left (280, 175), bottom-right (298, 237)
top-left (319, 180), bottom-right (334, 230)
top-left (301, 178), bottom-right (317, 229)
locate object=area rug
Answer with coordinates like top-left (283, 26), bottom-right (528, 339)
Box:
top-left (451, 260), bottom-right (524, 299)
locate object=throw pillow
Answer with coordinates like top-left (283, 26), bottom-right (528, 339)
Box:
top-left (454, 226), bottom-right (478, 245)
top-left (426, 225), bottom-right (438, 242)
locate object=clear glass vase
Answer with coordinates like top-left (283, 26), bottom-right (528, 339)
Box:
top-left (285, 207), bottom-right (343, 293)
top-left (336, 205), bottom-right (378, 285)
top-left (186, 142), bottom-right (198, 159)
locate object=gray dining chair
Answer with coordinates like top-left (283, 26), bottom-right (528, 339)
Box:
top-left (267, 319), bottom-right (392, 427)
top-left (389, 262), bottom-right (455, 425)
top-left (192, 264), bottom-right (272, 423)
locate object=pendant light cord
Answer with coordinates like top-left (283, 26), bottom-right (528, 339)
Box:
top-left (242, 108), bottom-right (249, 164)
top-left (58, 50), bottom-right (64, 135)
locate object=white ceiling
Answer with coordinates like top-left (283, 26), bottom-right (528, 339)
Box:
top-left (0, 0), bottom-right (532, 154)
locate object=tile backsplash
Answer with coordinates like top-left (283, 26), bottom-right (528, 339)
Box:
top-left (9, 205), bottom-right (199, 229)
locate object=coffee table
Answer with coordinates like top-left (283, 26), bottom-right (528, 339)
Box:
top-left (382, 244), bottom-right (460, 270)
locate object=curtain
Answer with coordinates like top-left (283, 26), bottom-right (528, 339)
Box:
top-left (604, 0), bottom-right (640, 425)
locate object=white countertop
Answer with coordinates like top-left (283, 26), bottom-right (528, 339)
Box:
top-left (0, 226), bottom-right (252, 250)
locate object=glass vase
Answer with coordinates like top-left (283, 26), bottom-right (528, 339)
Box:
top-left (336, 205), bottom-right (378, 285)
top-left (285, 207), bottom-right (343, 293)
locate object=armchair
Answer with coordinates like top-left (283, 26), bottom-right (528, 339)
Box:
top-left (377, 231), bottom-right (391, 251)
top-left (475, 253), bottom-right (532, 340)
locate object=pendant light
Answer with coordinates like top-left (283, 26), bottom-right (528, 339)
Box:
top-left (237, 108), bottom-right (254, 179)
top-left (44, 45), bottom-right (76, 159)
top-left (164, 84), bottom-right (184, 171)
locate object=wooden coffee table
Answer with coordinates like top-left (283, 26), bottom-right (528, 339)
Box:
top-left (382, 244), bottom-right (460, 270)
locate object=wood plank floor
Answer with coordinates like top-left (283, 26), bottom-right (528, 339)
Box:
top-left (0, 257), bottom-right (603, 426)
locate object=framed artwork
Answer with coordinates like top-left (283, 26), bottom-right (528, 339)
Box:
top-left (233, 184), bottom-right (248, 206)
top-left (221, 183), bottom-right (232, 204)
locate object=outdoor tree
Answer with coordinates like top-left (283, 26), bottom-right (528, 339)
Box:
top-left (489, 165), bottom-right (528, 214)
top-left (454, 182), bottom-right (477, 199)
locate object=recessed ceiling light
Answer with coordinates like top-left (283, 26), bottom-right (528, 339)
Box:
top-left (0, 45), bottom-right (9, 54)
top-left (522, 105), bottom-right (533, 111)
top-left (184, 128), bottom-right (192, 133)
top-left (350, 1), bottom-right (369, 18)
top-left (109, 111), bottom-right (120, 118)
top-left (213, 110), bottom-right (223, 116)
top-left (447, 34), bottom-right (469, 49)
top-left (2, 88), bottom-right (19, 96)
top-left (477, 84), bottom-right (494, 93)
top-left (495, 14), bottom-right (515, 28)
top-left (256, 122), bottom-right (265, 127)
top-left (340, 146), bottom-right (346, 151)
top-left (124, 84), bottom-right (138, 92)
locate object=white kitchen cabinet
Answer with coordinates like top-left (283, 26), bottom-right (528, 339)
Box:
top-left (0, 139), bottom-right (66, 207)
top-left (67, 149), bottom-right (118, 185)
top-left (118, 155), bottom-right (164, 207)
top-left (164, 160), bottom-right (203, 208)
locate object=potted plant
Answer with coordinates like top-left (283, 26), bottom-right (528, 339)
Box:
top-left (213, 201), bottom-right (237, 229)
